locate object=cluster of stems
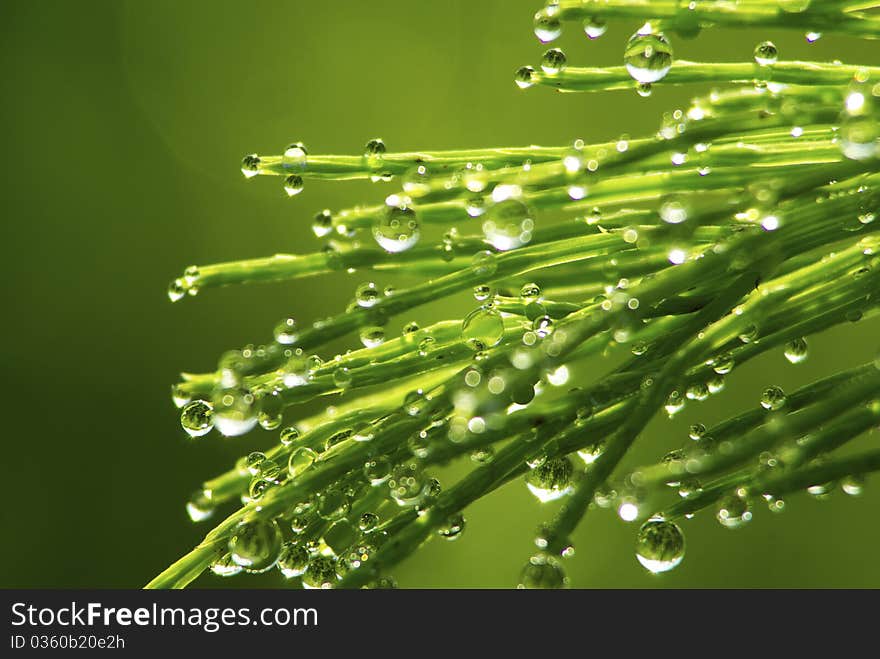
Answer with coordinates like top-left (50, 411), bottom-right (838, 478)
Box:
top-left (152, 0), bottom-right (880, 589)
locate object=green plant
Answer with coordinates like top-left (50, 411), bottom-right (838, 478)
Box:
top-left (150, 0), bottom-right (880, 589)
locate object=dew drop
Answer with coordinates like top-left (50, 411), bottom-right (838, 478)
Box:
top-left (359, 326), bottom-right (385, 349)
top-left (278, 542), bottom-right (310, 578)
top-left (518, 553), bottom-right (568, 589)
top-left (317, 488), bottom-right (350, 521)
top-left (180, 400), bottom-right (214, 438)
top-left (288, 447), bottom-right (318, 478)
top-left (583, 17), bottom-right (607, 40)
top-left (514, 65), bottom-right (536, 89)
top-left (302, 555), bottom-right (339, 589)
top-left (355, 282), bottom-right (380, 308)
top-left (364, 455), bottom-right (393, 485)
top-left (760, 385), bottom-right (787, 411)
top-left (461, 305), bottom-right (505, 351)
top-left (716, 493), bottom-right (752, 529)
top-left (281, 142), bottom-right (308, 169)
top-left (283, 174), bottom-right (304, 197)
top-left (186, 489), bottom-right (214, 522)
top-left (635, 519), bottom-right (685, 574)
top-left (533, 10), bottom-right (562, 43)
top-left (754, 41), bottom-right (778, 66)
top-left (373, 201), bottom-right (420, 253)
top-left (228, 520), bottom-right (283, 572)
top-left (212, 387), bottom-right (258, 437)
top-left (483, 199), bottom-right (534, 251)
top-left (312, 209), bottom-right (334, 238)
top-left (240, 154), bottom-right (261, 178)
top-left (526, 456), bottom-right (575, 502)
top-left (471, 250), bottom-right (497, 276)
top-left (783, 337), bottom-right (808, 364)
top-left (541, 48), bottom-right (567, 75)
top-left (438, 512), bottom-right (466, 541)
top-left (624, 23), bottom-right (673, 84)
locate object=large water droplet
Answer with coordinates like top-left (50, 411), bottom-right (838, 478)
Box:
top-left (228, 520), bottom-right (283, 572)
top-left (526, 456), bottom-right (575, 502)
top-left (302, 555), bottom-right (339, 589)
top-left (624, 24), bottom-right (673, 84)
top-left (461, 304), bottom-right (505, 351)
top-left (373, 201), bottom-right (420, 253)
top-left (518, 553), bottom-right (568, 589)
top-left (541, 48), bottom-right (567, 75)
top-left (212, 388), bottom-right (258, 436)
top-left (278, 542), bottom-right (310, 578)
top-left (784, 337), bottom-right (808, 364)
top-left (533, 10), bottom-right (562, 43)
top-left (281, 142), bottom-right (308, 169)
top-left (635, 519), bottom-right (685, 574)
top-left (483, 199), bottom-right (534, 251)
top-left (180, 400), bottom-right (214, 438)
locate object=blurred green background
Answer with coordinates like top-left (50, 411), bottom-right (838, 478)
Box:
top-left (2, 0), bottom-right (878, 588)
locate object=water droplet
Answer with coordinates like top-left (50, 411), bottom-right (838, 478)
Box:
top-left (713, 354), bottom-right (735, 375)
top-left (541, 48), bottom-right (567, 75)
top-left (784, 337), bottom-right (808, 364)
top-left (355, 282), bottom-right (380, 308)
top-left (471, 250), bottom-right (497, 276)
top-left (533, 10), bottom-right (562, 43)
top-left (288, 447), bottom-right (318, 478)
top-left (171, 384), bottom-right (191, 409)
top-left (664, 390), bottom-right (685, 416)
top-left (402, 164), bottom-right (431, 196)
top-left (302, 555), bottom-right (339, 589)
top-left (180, 400), bottom-right (214, 438)
top-left (635, 519), bottom-right (685, 574)
top-left (281, 142), bottom-right (308, 169)
top-left (526, 456), bottom-right (575, 502)
top-left (518, 554), bottom-right (568, 589)
top-left (244, 451), bottom-right (267, 476)
top-left (624, 23), bottom-right (673, 84)
top-left (186, 489), bottom-right (214, 522)
top-left (716, 493), bottom-right (752, 529)
top-left (278, 542), bottom-right (310, 578)
top-left (840, 86), bottom-right (879, 161)
top-left (842, 474), bottom-right (865, 496)
top-left (241, 154), bottom-right (261, 178)
top-left (438, 513), bottom-right (466, 541)
top-left (167, 278), bottom-right (187, 302)
top-left (483, 199), bottom-right (534, 251)
top-left (473, 284), bottom-right (493, 302)
top-left (283, 174), bottom-right (304, 197)
top-left (660, 195), bottom-right (689, 224)
top-left (754, 41), bottom-right (778, 66)
top-left (257, 392), bottom-right (283, 431)
top-left (228, 520), bottom-right (283, 572)
top-left (210, 553), bottom-right (242, 577)
top-left (359, 326), bottom-right (385, 349)
top-left (280, 425), bottom-right (300, 446)
top-left (312, 209), bottom-right (334, 238)
top-left (212, 388), bottom-right (257, 436)
top-left (583, 17), bottom-right (607, 40)
top-left (760, 385), bottom-right (787, 411)
top-left (374, 201), bottom-right (420, 253)
top-left (520, 282), bottom-right (542, 304)
top-left (688, 423), bottom-right (707, 441)
top-left (388, 461), bottom-right (430, 506)
top-left (514, 65), bottom-right (536, 89)
top-left (462, 305), bottom-right (505, 351)
top-left (363, 137), bottom-right (386, 165)
top-left (333, 367), bottom-right (353, 389)
top-left (358, 512), bottom-right (380, 532)
top-left (317, 488), bottom-right (350, 521)
top-left (636, 82), bottom-right (653, 97)
top-left (364, 456), bottom-right (393, 485)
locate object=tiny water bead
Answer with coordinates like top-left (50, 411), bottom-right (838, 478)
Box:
top-left (373, 201), bottom-right (420, 253)
top-left (518, 554), bottom-right (568, 589)
top-left (716, 493), bottom-right (753, 529)
top-left (288, 447), bottom-right (318, 478)
top-left (784, 337), bottom-right (809, 364)
top-left (278, 543), bottom-right (310, 578)
top-left (541, 48), bottom-right (566, 75)
top-left (180, 400), bottom-right (214, 438)
top-left (526, 456), bottom-right (575, 503)
top-left (212, 388), bottom-right (258, 437)
top-left (635, 519), bottom-right (685, 574)
top-left (359, 326), bottom-right (385, 349)
top-left (841, 474), bottom-right (865, 496)
top-left (461, 305), bottom-right (505, 351)
top-left (624, 24), bottom-right (674, 84)
top-left (281, 141), bottom-right (308, 169)
top-left (760, 385), bottom-right (787, 411)
top-left (280, 425), bottom-right (300, 446)
top-left (471, 250), bottom-right (498, 277)
top-left (312, 209), bottom-right (334, 238)
top-left (483, 198), bottom-right (534, 251)
top-left (257, 392), bottom-right (283, 430)
top-left (660, 195), bottom-right (689, 224)
top-left (333, 367), bottom-right (353, 389)
top-left (167, 278), bottom-right (187, 302)
top-left (520, 282), bottom-right (541, 304)
top-left (473, 284), bottom-right (493, 302)
top-left (359, 512), bottom-right (380, 532)
top-left (302, 555), bottom-right (339, 589)
top-left (533, 10), bottom-right (562, 43)
top-left (388, 461), bottom-right (430, 506)
top-left (273, 317), bottom-right (298, 345)
top-left (245, 451), bottom-right (267, 475)
top-left (364, 455), bottom-right (393, 485)
top-left (754, 41), bottom-right (778, 66)
top-left (283, 174), bottom-right (304, 197)
top-left (363, 137), bottom-right (386, 163)
top-left (240, 154), bottom-right (261, 178)
top-left (228, 520), bottom-right (283, 572)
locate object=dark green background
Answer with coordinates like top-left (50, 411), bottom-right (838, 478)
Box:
top-left (2, 0), bottom-right (878, 588)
